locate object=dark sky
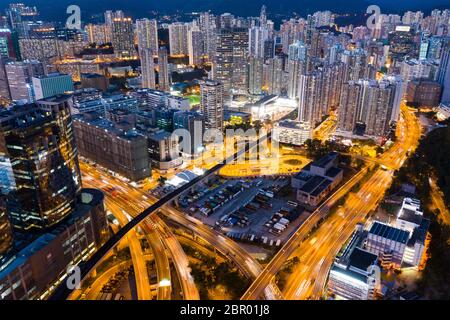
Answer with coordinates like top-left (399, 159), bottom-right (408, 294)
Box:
top-left (0, 0), bottom-right (449, 22)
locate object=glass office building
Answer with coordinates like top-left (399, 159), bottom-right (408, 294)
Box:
top-left (0, 95), bottom-right (81, 230)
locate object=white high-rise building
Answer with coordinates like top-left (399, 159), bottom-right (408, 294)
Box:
top-left (437, 45), bottom-right (450, 103)
top-left (199, 12), bottom-right (217, 62)
top-left (140, 48), bottom-right (156, 89)
top-left (200, 79), bottom-right (224, 131)
top-left (267, 56), bottom-right (284, 95)
top-left (112, 17), bottom-right (135, 58)
top-left (248, 26), bottom-right (269, 58)
top-left (298, 72), bottom-right (323, 128)
top-left (136, 19), bottom-right (159, 56)
top-left (5, 60), bottom-right (44, 103)
top-left (287, 40), bottom-right (307, 99)
top-left (158, 47), bottom-right (170, 91)
top-left (248, 55), bottom-right (264, 95)
top-left (188, 24), bottom-right (204, 66)
top-left (169, 23), bottom-right (190, 55)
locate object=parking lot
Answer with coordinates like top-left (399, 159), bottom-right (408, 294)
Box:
top-left (179, 175), bottom-right (312, 246)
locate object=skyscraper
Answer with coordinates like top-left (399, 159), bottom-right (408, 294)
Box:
top-left (287, 40), bottom-right (307, 99)
top-left (338, 81), bottom-right (362, 132)
top-left (140, 48), bottom-right (156, 89)
top-left (158, 47), bottom-right (170, 91)
top-left (0, 29), bottom-right (15, 60)
top-left (259, 5), bottom-right (267, 27)
top-left (112, 17), bottom-right (135, 58)
top-left (105, 10), bottom-right (124, 26)
top-left (199, 12), bottom-right (217, 62)
top-left (437, 44), bottom-right (450, 103)
top-left (5, 60), bottom-right (44, 103)
top-left (248, 55), bottom-right (264, 95)
top-left (0, 197), bottom-right (13, 256)
top-left (169, 23), bottom-right (190, 55)
top-left (85, 23), bottom-right (111, 45)
top-left (200, 79), bottom-right (224, 131)
top-left (188, 25), bottom-right (204, 66)
top-left (136, 18), bottom-right (159, 56)
top-left (231, 28), bottom-right (249, 95)
top-left (337, 78), bottom-right (402, 137)
top-left (341, 49), bottom-right (369, 83)
top-left (213, 27), bottom-right (249, 100)
top-left (298, 72), bottom-right (324, 128)
top-left (248, 26), bottom-right (269, 58)
top-left (0, 56), bottom-right (11, 101)
top-left (0, 95), bottom-right (82, 230)
top-left (267, 56), bottom-right (284, 95)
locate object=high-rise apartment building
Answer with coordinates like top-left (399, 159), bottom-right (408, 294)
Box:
top-left (85, 23), bottom-right (111, 45)
top-left (266, 56), bottom-right (284, 95)
top-left (287, 40), bottom-right (307, 99)
top-left (140, 48), bottom-right (156, 89)
top-left (437, 44), bottom-right (450, 103)
top-left (5, 60), bottom-right (44, 103)
top-left (188, 25), bottom-right (204, 66)
top-left (112, 17), bottom-right (135, 58)
top-left (169, 23), bottom-right (190, 56)
top-left (213, 27), bottom-right (249, 100)
top-left (200, 79), bottom-right (224, 131)
top-left (337, 77), bottom-right (402, 137)
top-left (248, 26), bottom-right (269, 58)
top-left (298, 72), bottom-right (324, 129)
top-left (157, 47), bottom-right (170, 91)
top-left (248, 55), bottom-right (264, 95)
top-left (199, 12), bottom-right (217, 62)
top-left (136, 18), bottom-right (159, 56)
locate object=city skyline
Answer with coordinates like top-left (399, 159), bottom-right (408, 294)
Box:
top-left (0, 0), bottom-right (449, 306)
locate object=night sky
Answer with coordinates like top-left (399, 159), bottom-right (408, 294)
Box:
top-left (0, 0), bottom-right (449, 23)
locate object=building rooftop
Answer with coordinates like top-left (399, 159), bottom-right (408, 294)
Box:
top-left (0, 104), bottom-right (49, 128)
top-left (81, 73), bottom-right (105, 79)
top-left (398, 197), bottom-right (423, 225)
top-left (310, 178), bottom-right (333, 197)
top-left (348, 247), bottom-right (378, 272)
top-left (33, 72), bottom-right (70, 79)
top-left (36, 94), bottom-right (73, 104)
top-left (408, 218), bottom-right (430, 247)
top-left (398, 208), bottom-right (423, 226)
top-left (253, 94), bottom-right (278, 106)
top-left (312, 151), bottom-right (339, 169)
top-left (369, 222), bottom-right (410, 244)
top-left (147, 130), bottom-right (172, 141)
top-left (326, 167), bottom-right (343, 178)
top-left (73, 113), bottom-right (144, 141)
top-left (277, 119), bottom-right (311, 130)
top-left (330, 264), bottom-right (367, 284)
